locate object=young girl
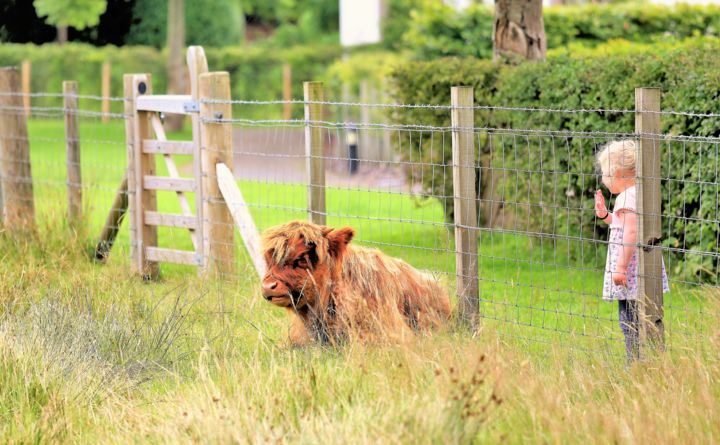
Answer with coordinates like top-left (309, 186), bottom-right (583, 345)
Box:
top-left (595, 140), bottom-right (669, 363)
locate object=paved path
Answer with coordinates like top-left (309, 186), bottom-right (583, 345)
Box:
top-left (231, 128), bottom-right (411, 192)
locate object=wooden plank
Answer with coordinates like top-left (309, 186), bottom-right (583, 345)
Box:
top-left (200, 71), bottom-right (235, 275)
top-left (451, 86), bottom-right (479, 330)
top-left (216, 162), bottom-right (265, 278)
top-left (21, 60), bottom-right (30, 117)
top-left (136, 94), bottom-right (194, 114)
top-left (0, 67), bottom-right (35, 231)
top-left (304, 81), bottom-right (326, 225)
top-left (635, 87), bottom-right (664, 354)
top-left (94, 173), bottom-right (128, 261)
top-left (144, 211), bottom-right (197, 229)
top-left (101, 61), bottom-right (111, 123)
top-left (143, 176), bottom-right (196, 192)
top-left (142, 139), bottom-right (194, 155)
top-left (64, 80), bottom-right (82, 224)
top-left (187, 46), bottom-right (209, 269)
top-left (131, 74), bottom-right (159, 278)
top-left (145, 247), bottom-right (200, 265)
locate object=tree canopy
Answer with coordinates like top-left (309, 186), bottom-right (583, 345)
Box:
top-left (33, 0), bottom-right (107, 29)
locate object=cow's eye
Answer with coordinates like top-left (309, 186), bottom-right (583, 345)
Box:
top-left (293, 258), bottom-right (308, 269)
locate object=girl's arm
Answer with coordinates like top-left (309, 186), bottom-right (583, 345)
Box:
top-left (613, 210), bottom-right (637, 285)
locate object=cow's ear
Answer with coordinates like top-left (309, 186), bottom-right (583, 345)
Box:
top-left (326, 227), bottom-right (354, 258)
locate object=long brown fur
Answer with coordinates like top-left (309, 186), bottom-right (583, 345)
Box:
top-left (260, 220), bottom-right (451, 345)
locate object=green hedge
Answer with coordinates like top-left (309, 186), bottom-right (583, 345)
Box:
top-left (0, 42), bottom-right (342, 117)
top-left (0, 44), bottom-right (165, 113)
top-left (127, 0), bottom-right (245, 48)
top-left (401, 2), bottom-right (720, 59)
top-left (388, 38), bottom-right (720, 281)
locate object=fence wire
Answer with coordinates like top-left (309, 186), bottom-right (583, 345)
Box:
top-left (0, 91), bottom-right (717, 358)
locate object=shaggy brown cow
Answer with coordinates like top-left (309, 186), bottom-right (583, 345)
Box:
top-left (260, 220), bottom-right (451, 345)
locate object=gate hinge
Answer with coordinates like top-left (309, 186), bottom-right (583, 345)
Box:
top-left (183, 100), bottom-right (199, 113)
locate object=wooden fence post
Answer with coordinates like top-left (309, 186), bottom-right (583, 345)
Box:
top-left (304, 81), bottom-right (326, 226)
top-left (124, 73), bottom-right (158, 278)
top-left (101, 61), bottom-right (111, 124)
top-left (187, 46), bottom-right (209, 269)
top-left (199, 71), bottom-right (235, 275)
top-left (0, 67), bottom-right (35, 231)
top-left (94, 173), bottom-right (128, 261)
top-left (64, 81), bottom-right (82, 224)
top-left (635, 87), bottom-right (664, 354)
top-left (123, 75), bottom-right (138, 267)
top-left (451, 86), bottom-right (479, 329)
top-left (21, 60), bottom-right (30, 117)
top-left (283, 63), bottom-right (292, 120)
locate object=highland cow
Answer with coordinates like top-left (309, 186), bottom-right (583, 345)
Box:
top-left (261, 220), bottom-right (451, 345)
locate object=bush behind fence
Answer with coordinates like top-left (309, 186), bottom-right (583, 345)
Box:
top-left (389, 38), bottom-right (720, 283)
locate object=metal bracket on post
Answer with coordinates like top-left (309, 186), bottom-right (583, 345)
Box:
top-left (183, 100), bottom-right (199, 113)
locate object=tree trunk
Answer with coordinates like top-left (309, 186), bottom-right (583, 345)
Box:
top-left (493, 0), bottom-right (546, 61)
top-left (57, 25), bottom-right (68, 45)
top-left (166, 0), bottom-right (186, 132)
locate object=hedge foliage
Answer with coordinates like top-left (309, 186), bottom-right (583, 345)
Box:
top-left (401, 2), bottom-right (720, 59)
top-left (0, 42), bottom-right (341, 117)
top-left (127, 0), bottom-right (245, 48)
top-left (388, 38), bottom-right (720, 280)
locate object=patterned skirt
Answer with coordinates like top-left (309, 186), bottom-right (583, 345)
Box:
top-left (603, 227), bottom-right (670, 301)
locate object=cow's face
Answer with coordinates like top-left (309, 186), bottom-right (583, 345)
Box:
top-left (261, 223), bottom-right (354, 311)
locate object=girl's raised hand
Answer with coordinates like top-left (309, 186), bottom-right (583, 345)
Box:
top-left (595, 189), bottom-right (608, 218)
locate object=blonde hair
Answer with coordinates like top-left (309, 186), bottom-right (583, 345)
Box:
top-left (596, 139), bottom-right (637, 177)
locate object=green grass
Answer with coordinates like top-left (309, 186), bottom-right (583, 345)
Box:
top-left (1, 119), bottom-right (716, 443)
top-left (24, 118), bottom-right (707, 353)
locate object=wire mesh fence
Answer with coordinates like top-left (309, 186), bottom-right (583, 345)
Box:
top-left (0, 84), bottom-right (717, 358)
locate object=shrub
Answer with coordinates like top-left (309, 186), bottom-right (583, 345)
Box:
top-left (127, 0), bottom-right (245, 48)
top-left (0, 43), bottom-right (165, 112)
top-left (388, 57), bottom-right (499, 225)
top-left (206, 43), bottom-right (342, 118)
top-left (388, 38), bottom-right (720, 280)
top-left (0, 42), bottom-right (342, 117)
top-left (399, 3), bottom-right (720, 59)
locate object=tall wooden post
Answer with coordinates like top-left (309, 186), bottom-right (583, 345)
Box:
top-left (64, 81), bottom-right (82, 224)
top-left (635, 87), bottom-right (664, 354)
top-left (199, 72), bottom-right (235, 275)
top-left (283, 63), bottom-right (292, 120)
top-left (101, 61), bottom-right (111, 124)
top-left (0, 67), bottom-right (35, 231)
top-left (304, 81), bottom-right (326, 226)
top-left (187, 46), bottom-right (209, 269)
top-left (125, 74), bottom-right (158, 279)
top-left (21, 60), bottom-right (31, 117)
top-left (94, 173), bottom-right (128, 261)
top-left (451, 86), bottom-right (479, 329)
top-left (123, 76), bottom-right (138, 266)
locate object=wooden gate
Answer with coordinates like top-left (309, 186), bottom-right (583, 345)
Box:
top-left (124, 46), bottom-right (234, 278)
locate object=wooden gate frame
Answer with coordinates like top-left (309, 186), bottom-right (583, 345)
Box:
top-left (124, 46), bottom-right (234, 278)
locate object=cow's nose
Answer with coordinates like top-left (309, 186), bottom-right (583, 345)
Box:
top-left (263, 281), bottom-right (278, 292)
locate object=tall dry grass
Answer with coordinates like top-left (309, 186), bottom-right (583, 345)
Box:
top-left (0, 226), bottom-right (717, 444)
